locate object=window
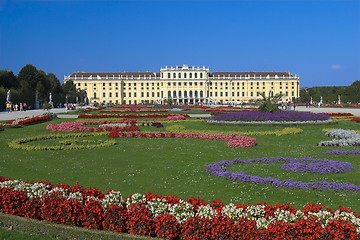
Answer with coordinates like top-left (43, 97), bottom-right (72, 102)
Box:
top-left (168, 91), bottom-right (171, 98)
top-left (189, 73), bottom-right (192, 78)
top-left (173, 73), bottom-right (176, 78)
top-left (123, 93), bottom-right (126, 97)
top-left (251, 92), bottom-right (253, 97)
top-left (292, 91), bottom-right (294, 96)
top-left (189, 91), bottom-right (193, 97)
top-left (94, 92), bottom-right (97, 98)
top-left (152, 83), bottom-right (154, 86)
top-left (146, 83), bottom-right (149, 86)
top-left (225, 92), bottom-right (228, 97)
top-left (147, 92), bottom-right (149, 97)
top-left (103, 92), bottom-right (105, 97)
top-left (168, 73), bottom-right (170, 78)
top-left (194, 82), bottom-right (197, 86)
top-left (85, 83), bottom-right (87, 86)
top-left (141, 83), bottom-right (144, 86)
top-left (200, 91), bottom-right (203, 97)
top-left (152, 92), bottom-right (154, 97)
top-left (178, 82), bottom-right (181, 86)
top-left (178, 91), bottom-right (181, 97)
top-left (115, 83), bottom-right (118, 86)
top-left (94, 83), bottom-right (96, 86)
top-left (210, 92), bottom-right (212, 97)
top-left (103, 83), bottom-right (105, 86)
top-left (200, 73), bottom-right (203, 78)
top-left (109, 92), bottom-right (112, 97)
top-left (173, 82), bottom-right (176, 86)
top-left (220, 92), bottom-right (223, 97)
top-left (215, 92), bottom-right (217, 97)
top-left (129, 93), bottom-right (131, 97)
top-left (200, 82), bottom-right (203, 86)
top-left (109, 83), bottom-right (112, 86)
top-left (173, 91), bottom-right (176, 97)
top-left (242, 92), bottom-right (244, 96)
top-left (134, 83), bottom-right (136, 86)
top-left (134, 92), bottom-right (137, 97)
top-left (178, 73), bottom-right (181, 78)
top-left (184, 82), bottom-right (187, 86)
top-left (195, 73), bottom-right (197, 78)
top-left (189, 82), bottom-right (192, 86)
top-left (184, 73), bottom-right (187, 78)
top-left (157, 92), bottom-right (160, 97)
top-left (116, 92), bottom-right (118, 97)
top-left (184, 90), bottom-right (187, 97)
top-left (141, 92), bottom-right (144, 97)
top-left (194, 91), bottom-right (198, 97)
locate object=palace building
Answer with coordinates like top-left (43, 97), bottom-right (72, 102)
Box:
top-left (64, 64), bottom-right (300, 105)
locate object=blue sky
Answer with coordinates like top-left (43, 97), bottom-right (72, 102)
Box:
top-left (0, 0), bottom-right (359, 87)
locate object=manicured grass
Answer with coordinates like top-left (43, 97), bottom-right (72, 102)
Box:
top-left (0, 227), bottom-right (53, 240)
top-left (0, 115), bottom-right (359, 213)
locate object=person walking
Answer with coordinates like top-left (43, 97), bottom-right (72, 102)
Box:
top-left (23, 103), bottom-right (27, 111)
top-left (20, 103), bottom-right (23, 111)
top-left (293, 102), bottom-right (296, 110)
top-left (6, 102), bottom-right (10, 113)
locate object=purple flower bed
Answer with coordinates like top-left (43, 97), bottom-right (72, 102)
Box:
top-left (206, 157), bottom-right (358, 192)
top-left (321, 150), bottom-right (360, 155)
top-left (213, 111), bottom-right (330, 122)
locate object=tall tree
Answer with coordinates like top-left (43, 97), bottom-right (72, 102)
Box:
top-left (17, 64), bottom-right (42, 90)
top-left (0, 70), bottom-right (20, 89)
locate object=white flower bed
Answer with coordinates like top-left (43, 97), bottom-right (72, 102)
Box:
top-left (318, 129), bottom-right (360, 146)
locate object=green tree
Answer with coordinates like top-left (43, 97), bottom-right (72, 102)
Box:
top-left (258, 92), bottom-right (282, 113)
top-left (0, 70), bottom-right (20, 89)
top-left (17, 64), bottom-right (41, 90)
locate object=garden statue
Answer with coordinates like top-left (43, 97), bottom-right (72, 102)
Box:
top-left (35, 90), bottom-right (39, 109)
top-left (310, 96), bottom-right (313, 105)
top-left (49, 92), bottom-right (54, 107)
top-left (338, 95), bottom-right (341, 105)
top-left (320, 96), bottom-right (323, 105)
top-left (6, 90), bottom-right (11, 103)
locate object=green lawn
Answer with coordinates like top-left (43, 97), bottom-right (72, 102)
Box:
top-left (0, 115), bottom-right (359, 213)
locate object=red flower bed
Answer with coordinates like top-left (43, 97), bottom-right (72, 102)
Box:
top-left (1, 176), bottom-right (360, 239)
top-left (351, 117), bottom-right (360, 122)
top-left (78, 113), bottom-right (184, 119)
top-left (100, 109), bottom-right (168, 113)
top-left (320, 112), bottom-right (353, 116)
top-left (6, 115), bottom-right (51, 126)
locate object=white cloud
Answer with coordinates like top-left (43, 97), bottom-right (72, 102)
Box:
top-left (331, 65), bottom-right (342, 69)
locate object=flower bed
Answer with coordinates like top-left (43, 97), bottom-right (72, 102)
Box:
top-left (46, 120), bottom-right (138, 132)
top-left (212, 111), bottom-right (330, 122)
top-left (318, 129), bottom-right (360, 147)
top-left (77, 113), bottom-right (187, 119)
top-left (100, 109), bottom-right (168, 113)
top-left (321, 112), bottom-right (353, 116)
top-left (108, 131), bottom-right (257, 148)
top-left (207, 157), bottom-right (358, 192)
top-left (164, 127), bottom-right (304, 137)
top-left (351, 117), bottom-right (360, 123)
top-left (0, 176), bottom-right (359, 239)
top-left (8, 132), bottom-right (115, 151)
top-left (6, 115), bottom-right (51, 126)
top-left (321, 150), bottom-right (360, 155)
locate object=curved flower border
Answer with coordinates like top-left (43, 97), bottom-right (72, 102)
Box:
top-left (108, 131), bottom-right (257, 148)
top-left (1, 176), bottom-right (360, 239)
top-left (206, 157), bottom-right (359, 192)
top-left (8, 132), bottom-right (115, 151)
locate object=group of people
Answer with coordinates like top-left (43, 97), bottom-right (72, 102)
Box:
top-left (65, 103), bottom-right (76, 111)
top-left (6, 102), bottom-right (27, 112)
top-left (280, 102), bottom-right (296, 111)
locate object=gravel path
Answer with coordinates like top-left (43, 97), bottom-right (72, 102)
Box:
top-left (0, 106), bottom-right (359, 121)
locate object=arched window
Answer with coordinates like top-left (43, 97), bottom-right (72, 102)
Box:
top-left (200, 73), bottom-right (203, 78)
top-left (189, 73), bottom-right (192, 78)
top-left (195, 90), bottom-right (198, 97)
top-left (178, 73), bottom-right (181, 78)
top-left (200, 91), bottom-right (203, 97)
top-left (168, 91), bottom-right (171, 98)
top-left (195, 73), bottom-right (198, 78)
top-left (189, 91), bottom-right (193, 98)
top-left (168, 73), bottom-right (170, 78)
top-left (178, 91), bottom-right (181, 97)
top-left (94, 92), bottom-right (97, 98)
top-left (184, 73), bottom-right (187, 78)
top-left (173, 91), bottom-right (177, 97)
top-left (173, 73), bottom-right (176, 78)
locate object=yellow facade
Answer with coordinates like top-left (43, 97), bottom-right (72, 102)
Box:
top-left (64, 64), bottom-right (300, 104)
